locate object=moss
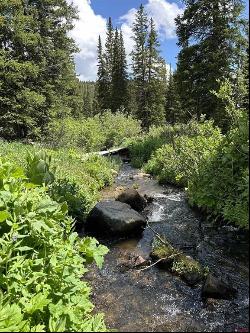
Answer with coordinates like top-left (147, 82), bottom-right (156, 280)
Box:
top-left (150, 238), bottom-right (179, 269)
top-left (150, 236), bottom-right (205, 285)
top-left (151, 243), bottom-right (177, 259)
top-left (172, 254), bottom-right (203, 275)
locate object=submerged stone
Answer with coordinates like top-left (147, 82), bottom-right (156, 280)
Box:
top-left (202, 274), bottom-right (237, 299)
top-left (150, 238), bottom-right (179, 270)
top-left (172, 254), bottom-right (204, 286)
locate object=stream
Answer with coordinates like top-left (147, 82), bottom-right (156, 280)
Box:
top-left (85, 162), bottom-right (249, 332)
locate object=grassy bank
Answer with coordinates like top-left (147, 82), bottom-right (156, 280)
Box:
top-left (0, 139), bottom-right (122, 331)
top-left (0, 140), bottom-right (120, 221)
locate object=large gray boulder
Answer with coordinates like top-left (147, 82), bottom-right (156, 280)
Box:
top-left (116, 188), bottom-right (147, 212)
top-left (86, 200), bottom-right (146, 236)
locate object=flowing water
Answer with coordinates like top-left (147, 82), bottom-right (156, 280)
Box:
top-left (85, 163), bottom-right (249, 332)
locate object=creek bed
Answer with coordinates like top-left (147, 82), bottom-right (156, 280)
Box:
top-left (85, 163), bottom-right (249, 332)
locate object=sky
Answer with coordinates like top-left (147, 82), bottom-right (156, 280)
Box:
top-left (67, 0), bottom-right (249, 82)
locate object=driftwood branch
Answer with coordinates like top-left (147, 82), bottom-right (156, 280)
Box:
top-left (145, 222), bottom-right (169, 246)
top-left (137, 251), bottom-right (181, 272)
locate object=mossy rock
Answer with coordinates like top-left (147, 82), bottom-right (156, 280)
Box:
top-left (150, 236), bottom-right (204, 285)
top-left (172, 254), bottom-right (204, 286)
top-left (150, 238), bottom-right (179, 270)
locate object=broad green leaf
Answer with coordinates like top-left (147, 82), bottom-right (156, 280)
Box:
top-left (0, 211), bottom-right (9, 223)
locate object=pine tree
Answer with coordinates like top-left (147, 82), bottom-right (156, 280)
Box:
top-left (175, 0), bottom-right (247, 129)
top-left (111, 29), bottom-right (128, 113)
top-left (96, 35), bottom-right (109, 111)
top-left (76, 81), bottom-right (95, 117)
top-left (0, 0), bottom-right (80, 139)
top-left (131, 9), bottom-right (166, 128)
top-left (145, 18), bottom-right (166, 126)
top-left (165, 66), bottom-right (182, 123)
top-left (119, 30), bottom-right (129, 111)
top-left (104, 17), bottom-right (114, 108)
top-left (131, 4), bottom-right (149, 126)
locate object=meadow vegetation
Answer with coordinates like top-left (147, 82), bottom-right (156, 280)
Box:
top-left (0, 150), bottom-right (113, 331)
top-left (46, 111), bottom-right (141, 152)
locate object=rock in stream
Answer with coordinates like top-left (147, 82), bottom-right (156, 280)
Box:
top-left (86, 199), bottom-right (146, 236)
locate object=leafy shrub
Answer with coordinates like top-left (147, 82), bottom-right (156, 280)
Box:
top-left (128, 126), bottom-right (167, 168)
top-left (188, 113), bottom-right (249, 228)
top-left (46, 111), bottom-right (141, 152)
top-left (49, 155), bottom-right (119, 222)
top-left (100, 112), bottom-right (141, 148)
top-left (0, 158), bottom-right (109, 331)
top-left (49, 153), bottom-right (119, 221)
top-left (129, 120), bottom-right (220, 168)
top-left (144, 122), bottom-right (223, 186)
top-left (0, 140), bottom-right (38, 167)
top-left (49, 179), bottom-right (93, 223)
top-left (134, 116), bottom-right (248, 228)
top-left (26, 151), bottom-right (55, 185)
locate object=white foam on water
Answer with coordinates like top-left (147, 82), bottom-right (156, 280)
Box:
top-left (153, 193), bottom-right (169, 199)
top-left (162, 304), bottom-right (182, 317)
top-left (166, 193), bottom-right (185, 202)
top-left (148, 202), bottom-right (166, 222)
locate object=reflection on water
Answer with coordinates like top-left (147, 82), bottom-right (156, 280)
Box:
top-left (85, 163), bottom-right (249, 332)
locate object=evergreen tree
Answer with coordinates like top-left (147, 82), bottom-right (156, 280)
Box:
top-left (96, 35), bottom-right (109, 111)
top-left (175, 0), bottom-right (247, 129)
top-left (76, 81), bottom-right (96, 117)
top-left (131, 4), bottom-right (149, 127)
top-left (145, 18), bottom-right (166, 126)
top-left (111, 29), bottom-right (128, 113)
top-left (131, 8), bottom-right (166, 128)
top-left (165, 66), bottom-right (182, 123)
top-left (104, 17), bottom-right (114, 107)
top-left (119, 30), bottom-right (129, 111)
top-left (0, 0), bottom-right (80, 139)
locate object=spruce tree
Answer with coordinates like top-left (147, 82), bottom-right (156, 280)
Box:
top-left (175, 0), bottom-right (248, 129)
top-left (96, 36), bottom-right (109, 111)
top-left (0, 0), bottom-right (80, 139)
top-left (131, 8), bottom-right (166, 128)
top-left (131, 4), bottom-right (149, 127)
top-left (165, 67), bottom-right (182, 123)
top-left (104, 17), bottom-right (114, 108)
top-left (119, 30), bottom-right (129, 111)
top-left (145, 18), bottom-right (166, 126)
top-left (111, 29), bottom-right (128, 113)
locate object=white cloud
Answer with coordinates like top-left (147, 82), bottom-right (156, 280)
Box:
top-left (67, 0), bottom-right (184, 81)
top-left (120, 0), bottom-right (184, 66)
top-left (66, 0), bottom-right (106, 81)
top-left (146, 0), bottom-right (184, 39)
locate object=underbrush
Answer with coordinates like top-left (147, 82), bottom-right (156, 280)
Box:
top-left (0, 153), bottom-right (110, 331)
top-left (46, 111), bottom-right (141, 152)
top-left (144, 122), bottom-right (222, 186)
top-left (188, 114), bottom-right (249, 228)
top-left (129, 118), bottom-right (249, 228)
top-left (128, 120), bottom-right (219, 168)
top-left (0, 140), bottom-right (120, 221)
